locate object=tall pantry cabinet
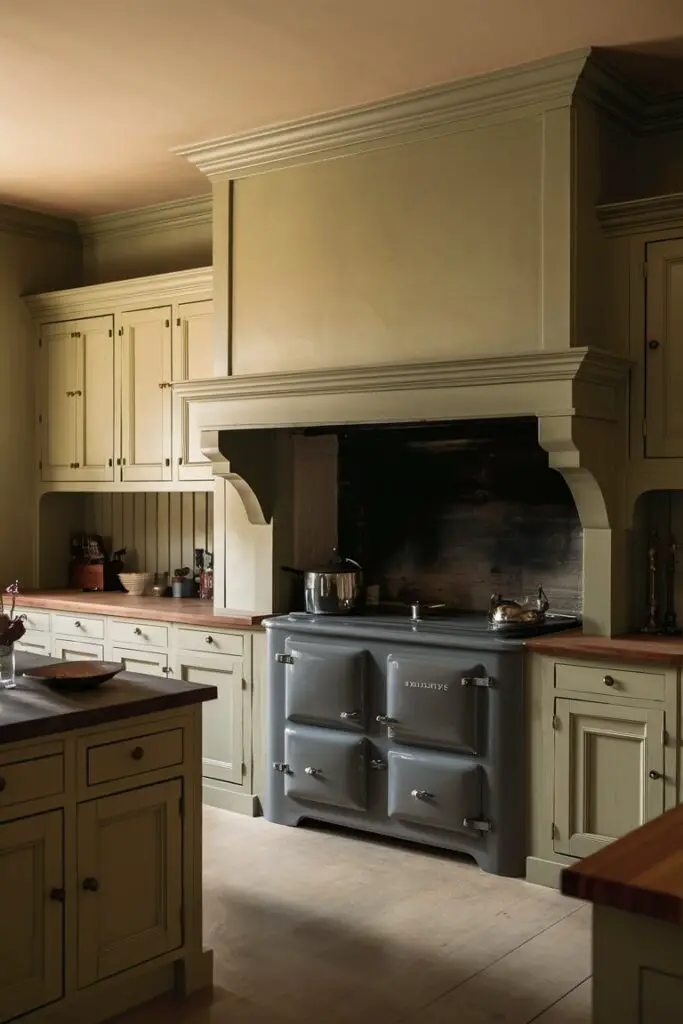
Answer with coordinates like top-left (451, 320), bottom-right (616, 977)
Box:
top-left (28, 268), bottom-right (214, 487)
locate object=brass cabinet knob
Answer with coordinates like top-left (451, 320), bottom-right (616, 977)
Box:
top-left (82, 877), bottom-right (99, 892)
top-left (649, 769), bottom-right (663, 780)
top-left (648, 339), bottom-right (660, 350)
top-left (74, 620), bottom-right (81, 628)
top-left (603, 675), bottom-right (615, 687)
top-left (134, 627), bottom-right (142, 636)
top-left (205, 635), bottom-right (214, 644)
top-left (131, 746), bottom-right (144, 761)
top-left (49, 887), bottom-right (66, 902)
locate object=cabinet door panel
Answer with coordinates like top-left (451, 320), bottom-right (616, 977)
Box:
top-left (173, 299), bottom-right (214, 381)
top-left (553, 698), bottom-right (665, 857)
top-left (0, 811), bottom-right (63, 1021)
top-left (74, 315), bottom-right (115, 481)
top-left (77, 780), bottom-right (183, 987)
top-left (120, 307), bottom-right (172, 481)
top-left (53, 638), bottom-right (104, 661)
top-left (176, 651), bottom-right (244, 785)
top-left (645, 237), bottom-right (683, 456)
top-left (41, 321), bottom-right (77, 481)
top-left (110, 645), bottom-right (167, 677)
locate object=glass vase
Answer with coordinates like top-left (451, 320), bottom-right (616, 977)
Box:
top-left (0, 644), bottom-right (16, 689)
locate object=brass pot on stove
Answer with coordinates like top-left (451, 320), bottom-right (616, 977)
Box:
top-left (488, 586), bottom-right (549, 629)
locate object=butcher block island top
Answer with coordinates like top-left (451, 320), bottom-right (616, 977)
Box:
top-left (16, 589), bottom-right (267, 628)
top-left (562, 803), bottom-right (683, 925)
top-left (526, 629), bottom-right (683, 664)
top-left (0, 651), bottom-right (218, 744)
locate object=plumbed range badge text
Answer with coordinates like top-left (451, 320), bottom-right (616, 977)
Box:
top-left (404, 680), bottom-right (449, 692)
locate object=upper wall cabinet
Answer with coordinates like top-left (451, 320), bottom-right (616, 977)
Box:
top-left (28, 268), bottom-right (214, 490)
top-left (645, 237), bottom-right (683, 457)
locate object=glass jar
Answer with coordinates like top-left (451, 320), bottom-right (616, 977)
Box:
top-left (0, 644), bottom-right (16, 689)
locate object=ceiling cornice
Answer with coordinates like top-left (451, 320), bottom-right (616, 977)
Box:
top-left (24, 266), bottom-right (213, 320)
top-left (78, 194), bottom-right (212, 243)
top-left (0, 203), bottom-right (79, 245)
top-left (597, 193), bottom-right (683, 236)
top-left (174, 48), bottom-right (593, 180)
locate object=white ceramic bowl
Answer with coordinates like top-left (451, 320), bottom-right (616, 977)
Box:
top-left (118, 572), bottom-right (153, 596)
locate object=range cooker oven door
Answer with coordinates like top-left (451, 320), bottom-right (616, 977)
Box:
top-left (383, 652), bottom-right (485, 753)
top-left (284, 641), bottom-right (368, 731)
top-left (387, 749), bottom-right (483, 836)
top-left (283, 725), bottom-right (368, 811)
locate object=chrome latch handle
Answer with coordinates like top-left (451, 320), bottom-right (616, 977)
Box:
top-left (272, 762), bottom-right (291, 774)
top-left (411, 789), bottom-right (433, 801)
top-left (369, 759), bottom-right (387, 771)
top-left (340, 709), bottom-right (361, 720)
top-left (376, 713), bottom-right (397, 725)
top-left (304, 766), bottom-right (322, 777)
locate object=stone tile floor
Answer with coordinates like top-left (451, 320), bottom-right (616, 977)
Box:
top-left (115, 807), bottom-right (591, 1023)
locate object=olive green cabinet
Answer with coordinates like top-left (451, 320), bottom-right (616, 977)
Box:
top-left (644, 236), bottom-right (683, 457)
top-left (0, 811), bottom-right (64, 1022)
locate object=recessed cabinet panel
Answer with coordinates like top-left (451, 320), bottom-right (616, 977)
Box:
top-left (75, 316), bottom-right (115, 481)
top-left (77, 780), bottom-right (183, 987)
top-left (41, 322), bottom-right (78, 481)
top-left (645, 237), bottom-right (683, 457)
top-left (173, 300), bottom-right (214, 381)
top-left (53, 638), bottom-right (104, 661)
top-left (177, 651), bottom-right (244, 785)
top-left (553, 698), bottom-right (665, 858)
top-left (285, 641), bottom-right (368, 731)
top-left (386, 653), bottom-right (481, 753)
top-left (0, 810), bottom-right (63, 1021)
top-left (120, 306), bottom-right (172, 481)
top-left (110, 646), bottom-right (167, 678)
top-left (387, 749), bottom-right (482, 834)
top-left (284, 726), bottom-right (368, 810)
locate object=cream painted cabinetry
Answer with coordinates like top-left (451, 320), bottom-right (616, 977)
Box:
top-left (0, 810), bottom-right (64, 1021)
top-left (29, 268), bottom-right (214, 491)
top-left (40, 316), bottom-right (115, 483)
top-left (527, 652), bottom-right (677, 888)
top-left (175, 649), bottom-right (244, 786)
top-left (644, 237), bottom-right (683, 458)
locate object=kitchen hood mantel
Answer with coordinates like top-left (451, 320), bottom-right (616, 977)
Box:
top-left (173, 346), bottom-right (630, 635)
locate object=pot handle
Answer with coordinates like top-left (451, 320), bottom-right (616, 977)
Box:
top-left (341, 557), bottom-right (362, 570)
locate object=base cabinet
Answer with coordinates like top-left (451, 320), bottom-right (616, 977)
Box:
top-left (175, 651), bottom-right (244, 786)
top-left (0, 811), bottom-right (64, 1022)
top-left (77, 781), bottom-right (183, 987)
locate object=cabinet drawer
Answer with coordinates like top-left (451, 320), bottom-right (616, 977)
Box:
top-left (555, 662), bottom-right (665, 701)
top-left (0, 754), bottom-right (64, 808)
top-left (85, 728), bottom-right (184, 787)
top-left (110, 619), bottom-right (168, 648)
top-left (52, 613), bottom-right (105, 640)
top-left (176, 626), bottom-right (243, 656)
top-left (15, 607), bottom-right (50, 632)
top-left (15, 629), bottom-right (52, 655)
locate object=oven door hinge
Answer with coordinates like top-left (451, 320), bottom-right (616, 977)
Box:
top-left (273, 762), bottom-right (291, 774)
top-left (461, 676), bottom-right (494, 688)
top-left (275, 653), bottom-right (294, 665)
top-left (463, 817), bottom-right (492, 833)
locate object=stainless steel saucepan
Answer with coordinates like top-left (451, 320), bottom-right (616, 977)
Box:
top-left (283, 551), bottom-right (364, 614)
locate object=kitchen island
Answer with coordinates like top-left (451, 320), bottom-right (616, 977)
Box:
top-left (0, 652), bottom-right (217, 1024)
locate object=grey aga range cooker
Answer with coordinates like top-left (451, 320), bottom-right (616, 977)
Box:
top-left (264, 606), bottom-right (578, 876)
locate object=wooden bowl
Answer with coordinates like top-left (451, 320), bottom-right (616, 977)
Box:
top-left (22, 661), bottom-right (124, 691)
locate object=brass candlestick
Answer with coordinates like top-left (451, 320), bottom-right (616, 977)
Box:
top-left (663, 534), bottom-right (681, 635)
top-left (642, 529), bottom-right (661, 634)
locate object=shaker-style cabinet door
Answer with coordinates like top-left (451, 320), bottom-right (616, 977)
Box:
top-left (77, 780), bottom-right (183, 987)
top-left (119, 306), bottom-right (172, 482)
top-left (173, 299), bottom-right (215, 480)
top-left (645, 237), bottom-right (683, 456)
top-left (40, 320), bottom-right (79, 481)
top-left (73, 315), bottom-right (115, 482)
top-left (110, 645), bottom-right (168, 677)
top-left (0, 810), bottom-right (64, 1022)
top-left (175, 650), bottom-right (245, 785)
top-left (553, 698), bottom-right (665, 858)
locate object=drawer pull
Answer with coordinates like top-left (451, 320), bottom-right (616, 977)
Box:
top-left (649, 769), bottom-right (663, 780)
top-left (0, 776), bottom-right (5, 792)
top-left (74, 620), bottom-right (82, 629)
top-left (340, 710), bottom-right (361, 720)
top-left (131, 746), bottom-right (145, 761)
top-left (49, 887), bottom-right (66, 903)
top-left (82, 877), bottom-right (99, 892)
top-left (411, 789), bottom-right (433, 801)
top-left (304, 766), bottom-right (322, 777)
top-left (603, 675), bottom-right (616, 687)
top-left (134, 627), bottom-right (143, 636)
top-left (205, 635), bottom-right (214, 644)
top-left (376, 714), bottom-right (397, 725)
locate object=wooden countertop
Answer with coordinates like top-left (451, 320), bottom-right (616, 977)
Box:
top-left (16, 590), bottom-right (268, 629)
top-left (0, 652), bottom-right (217, 745)
top-left (526, 629), bottom-right (683, 665)
top-left (562, 804), bottom-right (683, 924)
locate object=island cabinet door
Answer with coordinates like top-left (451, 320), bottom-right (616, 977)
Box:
top-left (119, 306), bottom-right (173, 482)
top-left (0, 810), bottom-right (64, 1022)
top-left (553, 698), bottom-right (666, 858)
top-left (77, 780), bottom-right (183, 988)
top-left (175, 651), bottom-right (244, 785)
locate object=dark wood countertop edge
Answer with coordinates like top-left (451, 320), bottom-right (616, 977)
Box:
top-left (561, 870), bottom-right (682, 925)
top-left (525, 633), bottom-right (683, 665)
top-left (0, 685), bottom-right (218, 746)
top-left (15, 592), bottom-right (268, 629)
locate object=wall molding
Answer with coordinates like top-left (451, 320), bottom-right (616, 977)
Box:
top-left (24, 265), bottom-right (213, 320)
top-left (0, 203), bottom-right (79, 245)
top-left (78, 194), bottom-right (212, 243)
top-left (597, 193), bottom-right (683, 237)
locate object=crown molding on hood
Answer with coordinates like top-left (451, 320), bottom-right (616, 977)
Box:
top-left (77, 195), bottom-right (212, 243)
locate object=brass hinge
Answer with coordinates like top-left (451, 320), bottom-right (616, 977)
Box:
top-left (38, 460), bottom-right (42, 470)
top-left (552, 714), bottom-right (560, 730)
top-left (663, 728), bottom-right (668, 746)
top-left (242, 761), bottom-right (247, 776)
top-left (38, 337), bottom-right (42, 348)
top-left (108, 329), bottom-right (113, 337)
top-left (642, 419), bottom-right (647, 437)
top-left (165, 319), bottom-right (170, 328)
top-left (241, 676), bottom-right (247, 690)
top-left (118, 327), bottom-right (124, 336)
top-left (176, 317), bottom-right (181, 326)
top-left (551, 822), bottom-right (556, 840)
top-left (643, 261), bottom-right (648, 278)
top-left (38, 414), bottom-right (42, 424)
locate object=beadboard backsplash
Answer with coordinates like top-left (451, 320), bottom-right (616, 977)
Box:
top-left (84, 493), bottom-right (213, 575)
top-left (337, 419), bottom-right (583, 614)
